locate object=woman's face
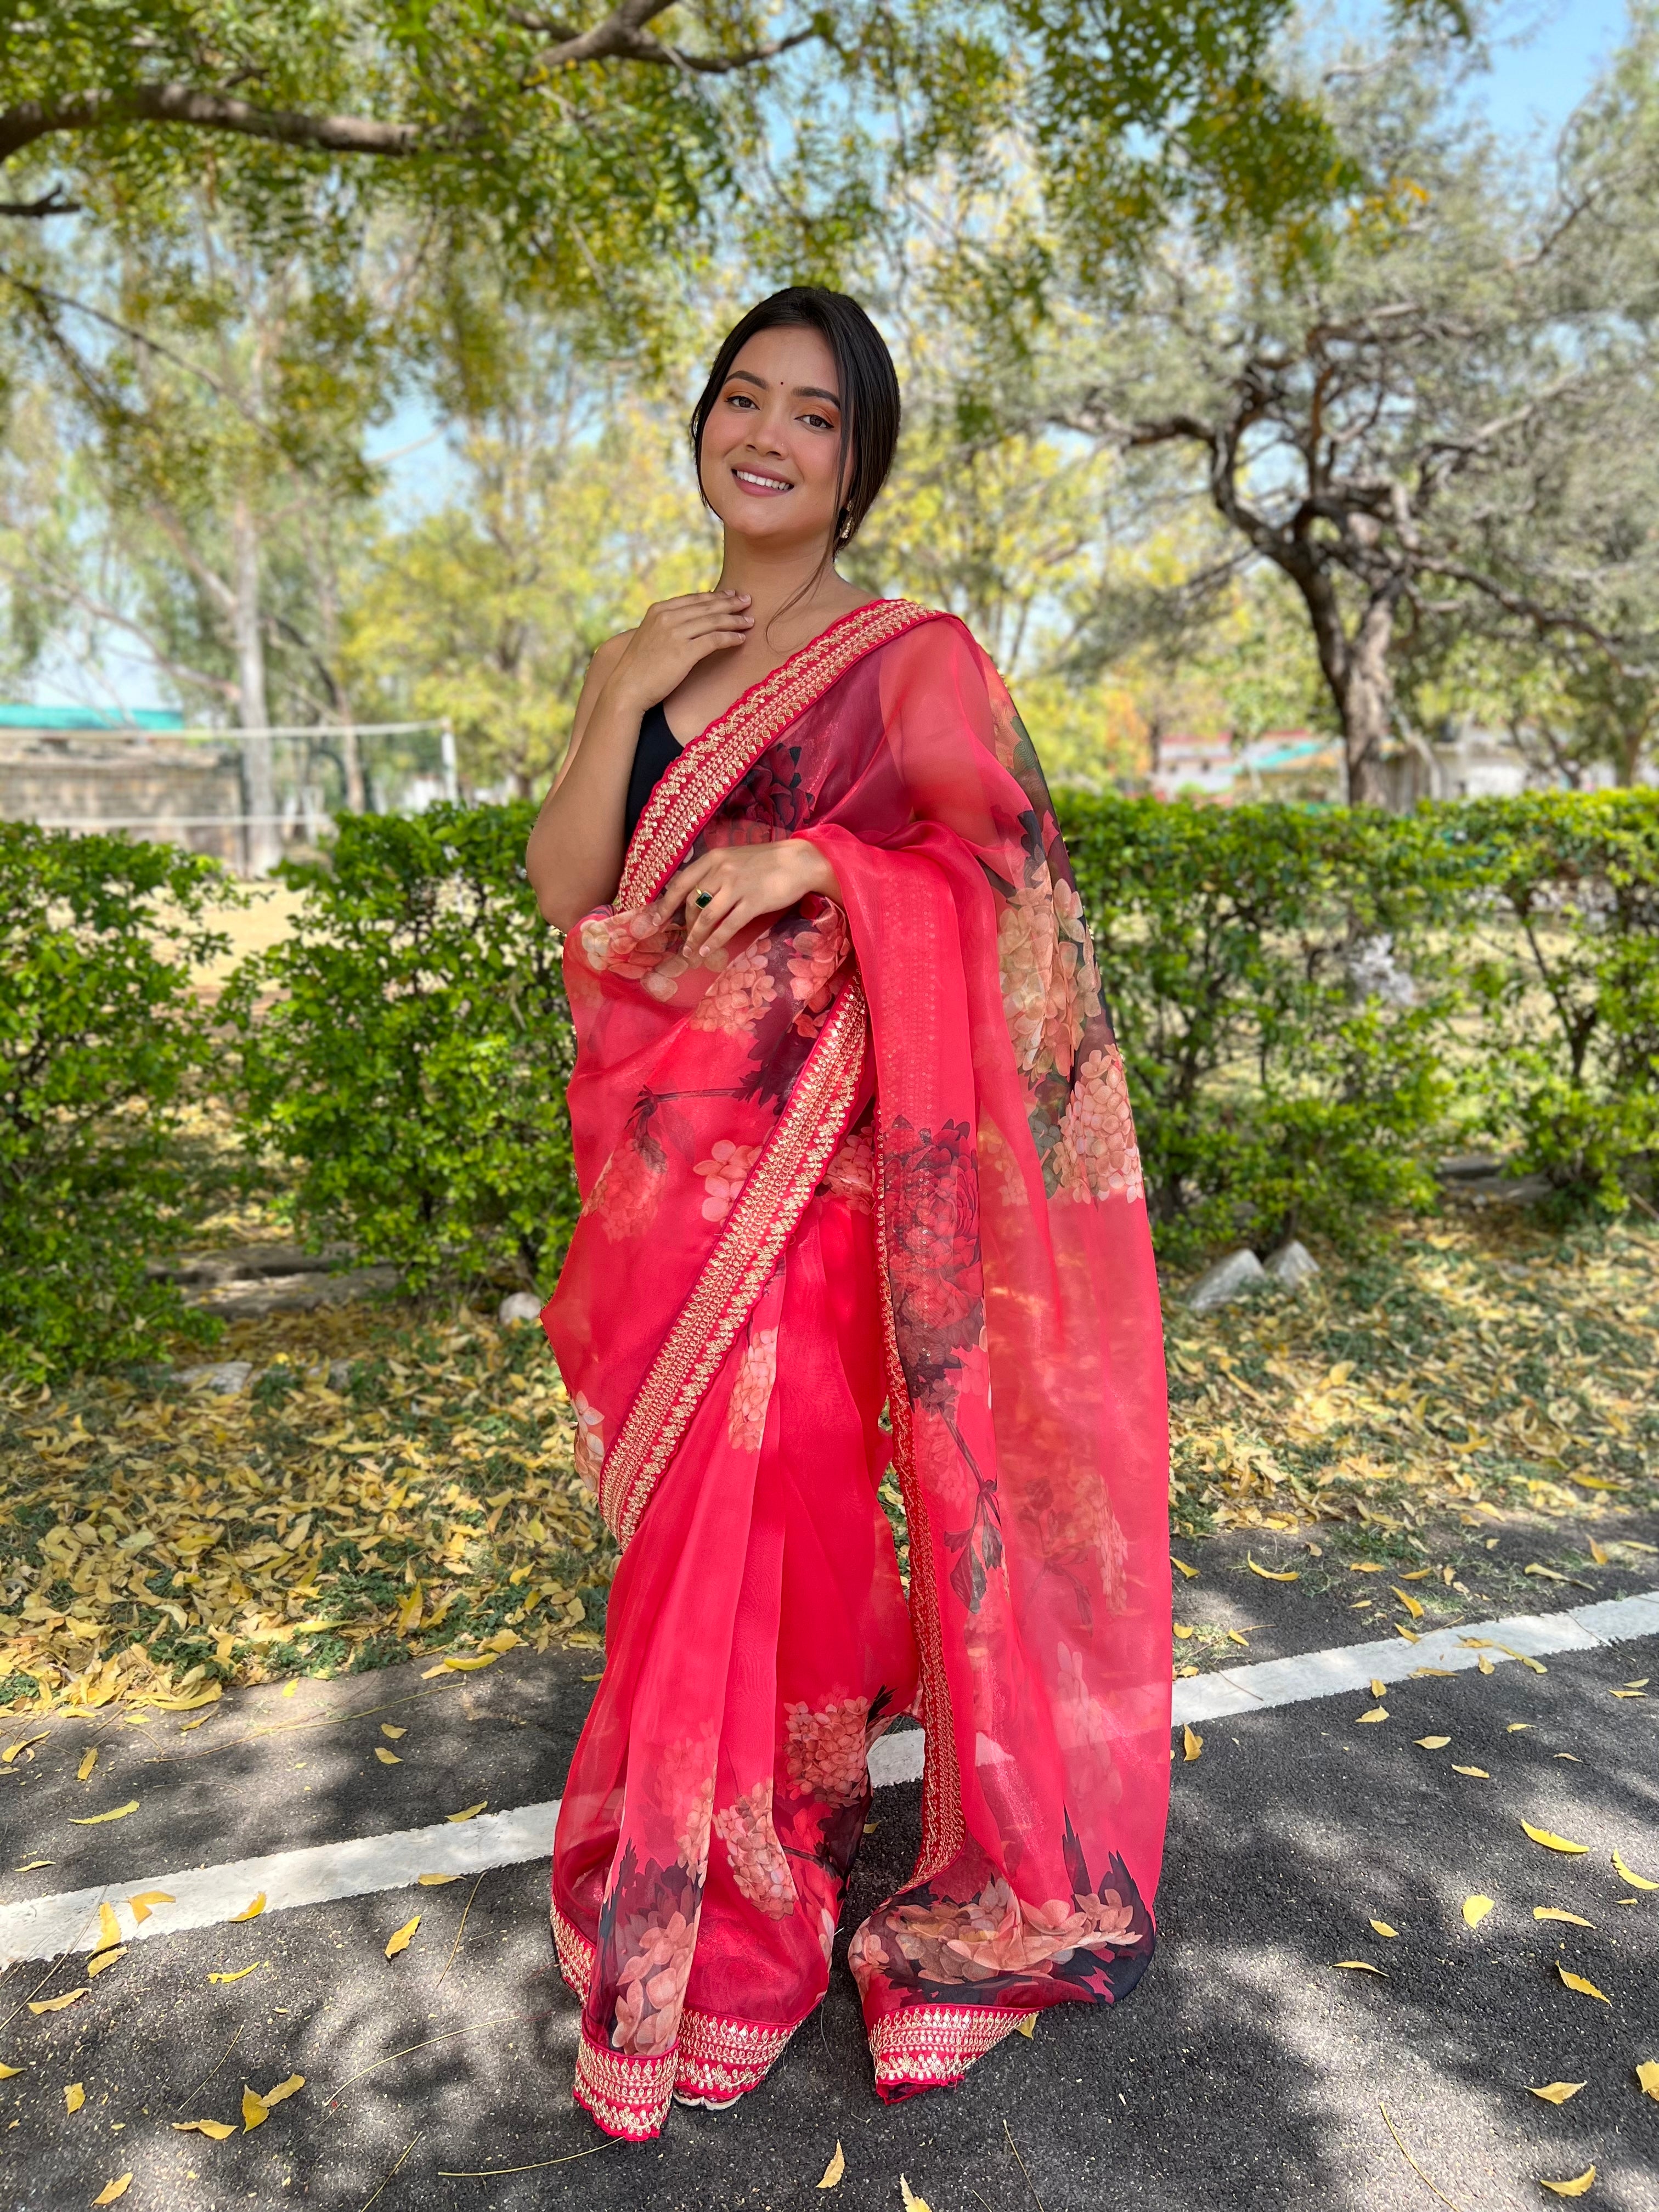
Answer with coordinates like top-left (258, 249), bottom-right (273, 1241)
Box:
top-left (698, 324), bottom-right (850, 552)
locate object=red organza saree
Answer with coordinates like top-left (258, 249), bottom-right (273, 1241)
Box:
top-left (541, 601), bottom-right (1170, 2139)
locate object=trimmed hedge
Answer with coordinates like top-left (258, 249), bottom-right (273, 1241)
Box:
top-left (4, 790), bottom-right (1655, 1377)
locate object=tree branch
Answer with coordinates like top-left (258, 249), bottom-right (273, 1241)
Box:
top-left (0, 185), bottom-right (81, 218)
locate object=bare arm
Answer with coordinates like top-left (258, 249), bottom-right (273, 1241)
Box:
top-left (525, 589), bottom-right (753, 932)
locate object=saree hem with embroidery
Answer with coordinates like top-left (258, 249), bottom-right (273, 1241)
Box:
top-left (542, 598), bottom-right (1170, 2138)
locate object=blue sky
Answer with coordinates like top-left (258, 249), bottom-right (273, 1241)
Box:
top-left (26, 0), bottom-right (1639, 715)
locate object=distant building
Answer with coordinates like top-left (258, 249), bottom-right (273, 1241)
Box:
top-left (0, 704), bottom-right (245, 864)
top-left (1149, 730), bottom-right (1342, 804)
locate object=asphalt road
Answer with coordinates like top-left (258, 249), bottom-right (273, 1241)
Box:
top-left (1, 1531), bottom-right (1655, 2212)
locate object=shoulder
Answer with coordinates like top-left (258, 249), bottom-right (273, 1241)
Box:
top-left (584, 630), bottom-right (636, 684)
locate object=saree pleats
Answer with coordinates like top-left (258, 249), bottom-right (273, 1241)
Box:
top-left (544, 600), bottom-right (1170, 2136)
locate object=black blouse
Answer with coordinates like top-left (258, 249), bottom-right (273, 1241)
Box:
top-left (623, 701), bottom-right (683, 849)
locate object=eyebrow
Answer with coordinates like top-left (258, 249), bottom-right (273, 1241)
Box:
top-left (725, 368), bottom-right (842, 406)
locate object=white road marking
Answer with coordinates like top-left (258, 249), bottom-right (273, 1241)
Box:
top-left (1, 1588), bottom-right (1652, 1970)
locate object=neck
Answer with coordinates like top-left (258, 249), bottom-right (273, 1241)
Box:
top-left (715, 535), bottom-right (848, 639)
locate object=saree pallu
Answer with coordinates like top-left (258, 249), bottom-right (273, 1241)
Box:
top-left (542, 600), bottom-right (1170, 2138)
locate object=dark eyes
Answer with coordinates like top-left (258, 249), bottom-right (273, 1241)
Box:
top-left (721, 392), bottom-right (837, 430)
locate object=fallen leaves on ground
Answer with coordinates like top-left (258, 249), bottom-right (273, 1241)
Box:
top-left (1556, 1967), bottom-right (1610, 2004)
top-left (241, 2083), bottom-right (269, 2130)
top-left (1535, 1909), bottom-right (1594, 1927)
top-left (0, 1302), bottom-right (611, 1715)
top-left (174, 2118), bottom-right (236, 2140)
top-left (29, 1989), bottom-right (86, 2013)
top-left (1538, 2169), bottom-right (1595, 2198)
top-left (1637, 2060), bottom-right (1659, 2101)
top-left (448, 1801), bottom-right (487, 1822)
top-left (1334, 1961), bottom-right (1386, 1973)
top-left (1182, 1726), bottom-right (1202, 1763)
top-left (1452, 1764), bottom-right (1489, 1778)
top-left (75, 1748), bottom-right (97, 1782)
top-left (1612, 1849), bottom-right (1656, 1890)
top-left (1369, 1920), bottom-right (1398, 1938)
top-left (1463, 1895), bottom-right (1496, 1927)
top-left (207, 1962), bottom-right (262, 1984)
top-left (68, 1803), bottom-right (136, 1826)
top-left (899, 2179), bottom-right (932, 2212)
top-left (1246, 1555), bottom-right (1297, 1580)
top-left (817, 2141), bottom-right (845, 2188)
top-left (1417, 1735), bottom-right (1452, 1748)
top-left (126, 1891), bottom-right (172, 1923)
top-left (1165, 1216), bottom-right (1658, 1536)
top-left (260, 2074), bottom-right (304, 2108)
top-left (64, 2081), bottom-right (83, 2112)
top-left (385, 1916), bottom-right (420, 1959)
top-left (91, 2177), bottom-right (131, 2205)
top-left (87, 1947), bottom-right (125, 1977)
top-left (1356, 1706), bottom-right (1389, 1723)
top-left (1530, 2083), bottom-right (1587, 2104)
top-left (1523, 1824), bottom-right (1587, 1854)
top-left (230, 1893), bottom-right (265, 1922)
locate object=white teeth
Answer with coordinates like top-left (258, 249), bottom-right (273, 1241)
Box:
top-left (735, 469), bottom-right (790, 489)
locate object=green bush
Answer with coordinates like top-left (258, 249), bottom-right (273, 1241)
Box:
top-left (225, 803), bottom-right (578, 1294)
top-left (0, 825), bottom-right (233, 1381)
top-left (1434, 792), bottom-right (1659, 1210)
top-left (1056, 795), bottom-right (1469, 1255)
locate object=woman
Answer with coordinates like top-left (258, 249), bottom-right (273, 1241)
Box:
top-left (526, 286), bottom-right (1170, 2142)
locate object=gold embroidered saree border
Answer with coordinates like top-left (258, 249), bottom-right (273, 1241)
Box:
top-left (868, 2002), bottom-right (1035, 2094)
top-left (597, 978), bottom-right (870, 1550)
top-left (618, 597), bottom-right (942, 909)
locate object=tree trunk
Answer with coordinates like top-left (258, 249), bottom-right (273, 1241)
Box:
top-left (1340, 601), bottom-right (1396, 808)
top-left (231, 496), bottom-right (280, 874)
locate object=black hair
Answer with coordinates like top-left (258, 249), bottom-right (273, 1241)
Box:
top-left (689, 286), bottom-right (901, 556)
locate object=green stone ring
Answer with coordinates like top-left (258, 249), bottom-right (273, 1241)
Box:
top-left (695, 890), bottom-right (713, 907)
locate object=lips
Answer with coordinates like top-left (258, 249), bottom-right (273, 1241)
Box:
top-left (732, 467), bottom-right (794, 494)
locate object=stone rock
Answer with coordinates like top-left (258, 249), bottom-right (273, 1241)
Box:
top-left (498, 1291), bottom-right (544, 1326)
top-left (1264, 1239), bottom-right (1321, 1289)
top-left (1187, 1249), bottom-right (1266, 1312)
top-left (178, 1359), bottom-right (256, 1394)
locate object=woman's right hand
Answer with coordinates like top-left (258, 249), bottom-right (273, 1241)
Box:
top-left (602, 590), bottom-right (753, 714)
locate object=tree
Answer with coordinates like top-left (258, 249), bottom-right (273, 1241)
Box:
top-left (1044, 22), bottom-right (1659, 801)
top-left (340, 319), bottom-right (714, 797)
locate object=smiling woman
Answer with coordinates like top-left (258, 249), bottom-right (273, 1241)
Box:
top-left (523, 288), bottom-right (1172, 2140)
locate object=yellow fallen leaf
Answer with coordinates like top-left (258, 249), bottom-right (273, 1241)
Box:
top-left (442, 1654), bottom-right (499, 1673)
top-left (2, 1734), bottom-right (48, 1763)
top-left (1636, 2059), bottom-right (1659, 2101)
top-left (1462, 1895), bottom-right (1496, 1927)
top-left (1538, 2168), bottom-right (1595, 2198)
top-left (1350, 1562), bottom-right (1384, 1573)
top-left (1370, 1679), bottom-right (1386, 1699)
top-left (385, 1915), bottom-right (420, 1958)
top-left (259, 2074), bottom-right (304, 2108)
top-left (126, 1891), bottom-right (173, 1925)
top-left (1369, 1921), bottom-right (1398, 1938)
top-left (87, 1948), bottom-right (125, 1977)
top-left (1393, 1624), bottom-right (1419, 1644)
top-left (381, 1724), bottom-right (406, 1739)
top-left (76, 1748), bottom-right (98, 1782)
top-left (1172, 1623), bottom-right (1194, 1639)
top-left (92, 2176), bottom-right (132, 2205)
top-left (1356, 1707), bottom-right (1389, 1724)
top-left (1508, 1723), bottom-right (1533, 1733)
top-left (448, 1802), bottom-right (487, 1822)
top-left (1391, 1587), bottom-right (1425, 1618)
top-left (817, 2140), bottom-right (845, 2188)
top-left (1535, 1909), bottom-right (1594, 1928)
top-left (1556, 1967), bottom-right (1610, 2004)
top-left (1612, 1849), bottom-right (1656, 1890)
top-left (1477, 1654), bottom-right (1495, 1674)
top-left (173, 2119), bottom-right (236, 2139)
top-left (1334, 1961), bottom-right (1386, 1973)
top-left (65, 2082), bottom-right (84, 2113)
top-left (0, 2064), bottom-right (22, 2079)
top-left (1452, 1765), bottom-right (1489, 1778)
top-left (1014, 2012), bottom-right (1036, 2038)
top-left (375, 1747), bottom-right (401, 1765)
top-left (1226, 1629), bottom-right (1249, 1646)
top-left (1625, 1678), bottom-right (1650, 1690)
top-left (14, 1860), bottom-right (52, 1871)
top-left (1609, 1689), bottom-right (1645, 1700)
top-left (900, 2179), bottom-right (932, 2212)
top-left (69, 1802), bottom-right (137, 1826)
top-left (1416, 1736), bottom-right (1451, 1749)
top-left (241, 2083), bottom-right (268, 2131)
top-left (417, 1872), bottom-right (457, 1886)
top-left (207, 1963), bottom-right (263, 1984)
top-left (231, 1893), bottom-right (266, 1922)
top-left (29, 1989), bottom-right (87, 2013)
top-left (1247, 1555), bottom-right (1298, 1581)
top-left (1182, 1725), bottom-right (1202, 1763)
top-left (1530, 2082), bottom-right (1587, 2103)
top-left (1524, 1823), bottom-right (1588, 1854)
top-left (1170, 1555), bottom-right (1198, 1579)
top-left (96, 1901), bottom-right (120, 1951)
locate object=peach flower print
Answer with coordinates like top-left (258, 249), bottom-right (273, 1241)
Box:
top-left (785, 913), bottom-right (847, 1008)
top-left (727, 1327), bottom-right (778, 1451)
top-left (695, 1138), bottom-right (761, 1223)
top-left (817, 1126), bottom-right (874, 1212)
top-left (612, 1909), bottom-right (696, 2055)
top-left (571, 1392), bottom-right (606, 1489)
top-left (783, 1695), bottom-right (871, 1807)
top-left (690, 941), bottom-right (778, 1036)
top-left (1057, 1042), bottom-right (1144, 1205)
top-left (877, 1876), bottom-right (1139, 1988)
top-left (713, 1780), bottom-right (797, 1918)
